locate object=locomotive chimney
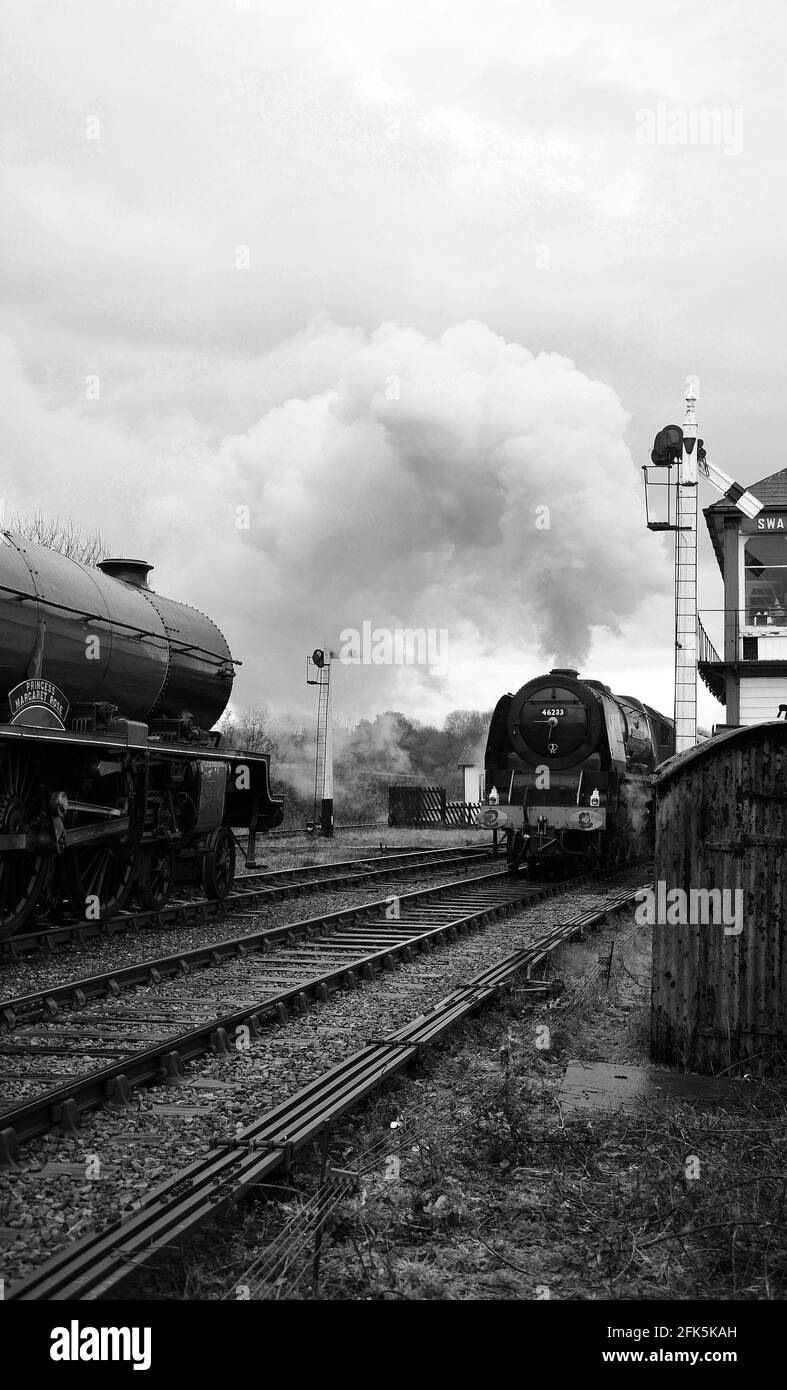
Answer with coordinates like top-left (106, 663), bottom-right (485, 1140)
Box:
top-left (97, 559), bottom-right (154, 589)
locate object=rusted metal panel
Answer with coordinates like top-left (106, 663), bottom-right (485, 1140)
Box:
top-left (651, 722), bottom-right (787, 1074)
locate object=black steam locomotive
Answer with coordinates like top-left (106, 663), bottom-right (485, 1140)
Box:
top-left (478, 668), bottom-right (673, 873)
top-left (0, 532), bottom-right (282, 938)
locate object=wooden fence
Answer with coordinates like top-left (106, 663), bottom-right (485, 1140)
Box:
top-left (388, 785), bottom-right (483, 828)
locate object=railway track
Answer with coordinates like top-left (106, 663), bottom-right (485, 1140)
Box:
top-left (0, 843), bottom-right (495, 961)
top-left (2, 872), bottom-right (643, 1300)
top-left (0, 863), bottom-right (588, 1154)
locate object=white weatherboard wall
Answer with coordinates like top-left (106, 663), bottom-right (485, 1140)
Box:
top-left (741, 631), bottom-right (787, 658)
top-left (463, 768), bottom-right (484, 802)
top-left (739, 677), bottom-right (787, 724)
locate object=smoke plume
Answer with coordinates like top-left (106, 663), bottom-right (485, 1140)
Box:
top-left (215, 319), bottom-right (662, 708)
top-left (0, 318), bottom-right (663, 719)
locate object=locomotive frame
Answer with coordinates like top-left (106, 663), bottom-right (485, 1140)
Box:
top-left (479, 668), bottom-right (674, 875)
top-left (0, 533), bottom-right (283, 938)
top-left (0, 718), bottom-right (280, 936)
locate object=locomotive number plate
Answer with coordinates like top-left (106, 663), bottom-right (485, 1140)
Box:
top-left (541, 707), bottom-right (565, 716)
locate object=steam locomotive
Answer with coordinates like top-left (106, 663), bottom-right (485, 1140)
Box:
top-left (0, 532), bottom-right (283, 939)
top-left (478, 669), bottom-right (673, 873)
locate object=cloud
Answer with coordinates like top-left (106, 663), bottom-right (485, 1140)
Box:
top-left (222, 319), bottom-right (659, 670)
top-left (0, 317), bottom-right (666, 722)
top-left (1, 0), bottom-right (782, 737)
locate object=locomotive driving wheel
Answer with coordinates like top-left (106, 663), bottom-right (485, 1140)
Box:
top-left (61, 769), bottom-right (141, 921)
top-left (0, 748), bottom-right (49, 940)
top-left (201, 826), bottom-right (236, 901)
top-left (137, 841), bottom-right (175, 912)
top-left (62, 842), bottom-right (140, 921)
top-left (31, 861), bottom-right (57, 925)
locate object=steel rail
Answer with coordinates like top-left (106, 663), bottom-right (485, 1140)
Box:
top-left (5, 884), bottom-right (642, 1300)
top-left (0, 865), bottom-right (626, 1157)
top-left (0, 864), bottom-right (509, 1030)
top-left (0, 844), bottom-right (495, 960)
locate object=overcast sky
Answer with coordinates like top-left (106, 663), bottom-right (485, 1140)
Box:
top-left (2, 0), bottom-right (785, 730)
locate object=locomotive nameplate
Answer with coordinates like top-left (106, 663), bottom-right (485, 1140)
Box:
top-left (8, 679), bottom-right (70, 730)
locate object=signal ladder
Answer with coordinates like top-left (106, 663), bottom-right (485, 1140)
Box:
top-left (674, 473), bottom-right (698, 752)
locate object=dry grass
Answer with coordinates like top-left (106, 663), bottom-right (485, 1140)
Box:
top-left (288, 927), bottom-right (787, 1301)
top-left (240, 825), bottom-right (491, 873)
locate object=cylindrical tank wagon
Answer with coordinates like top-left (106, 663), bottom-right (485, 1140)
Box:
top-left (651, 722), bottom-right (787, 1074)
top-left (0, 532), bottom-right (283, 937)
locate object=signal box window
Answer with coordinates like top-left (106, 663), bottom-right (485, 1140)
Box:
top-left (744, 535), bottom-right (787, 627)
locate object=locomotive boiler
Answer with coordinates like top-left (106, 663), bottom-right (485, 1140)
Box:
top-left (478, 668), bottom-right (673, 873)
top-left (0, 531), bottom-right (283, 938)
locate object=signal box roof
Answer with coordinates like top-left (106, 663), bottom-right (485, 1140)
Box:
top-left (704, 466), bottom-right (787, 575)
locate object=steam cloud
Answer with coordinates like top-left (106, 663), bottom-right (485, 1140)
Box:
top-left (1, 318), bottom-right (663, 720)
top-left (218, 318), bottom-right (662, 696)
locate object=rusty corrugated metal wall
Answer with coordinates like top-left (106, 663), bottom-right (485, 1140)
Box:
top-left (652, 724), bottom-right (787, 1074)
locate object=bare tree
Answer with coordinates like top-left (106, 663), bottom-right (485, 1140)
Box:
top-left (444, 709), bottom-right (491, 740)
top-left (217, 705), bottom-right (278, 757)
top-left (7, 509), bottom-right (110, 567)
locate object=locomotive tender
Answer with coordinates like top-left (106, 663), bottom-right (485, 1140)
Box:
top-left (478, 668), bottom-right (673, 873)
top-left (0, 532), bottom-right (282, 938)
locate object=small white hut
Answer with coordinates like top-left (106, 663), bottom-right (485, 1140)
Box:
top-left (458, 744), bottom-right (485, 803)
